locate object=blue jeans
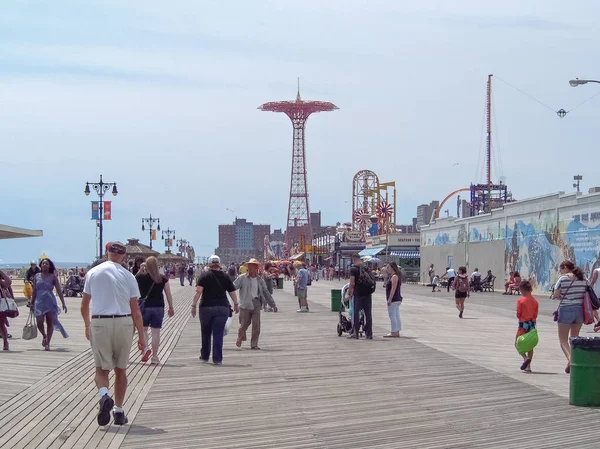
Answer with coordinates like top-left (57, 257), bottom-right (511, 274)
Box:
top-left (387, 301), bottom-right (401, 333)
top-left (180, 273), bottom-right (185, 286)
top-left (199, 306), bottom-right (230, 363)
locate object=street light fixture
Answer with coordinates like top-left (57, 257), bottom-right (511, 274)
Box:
top-left (84, 174), bottom-right (118, 259)
top-left (141, 214), bottom-right (160, 249)
top-left (573, 174), bottom-right (583, 193)
top-left (162, 228), bottom-right (176, 251)
top-left (569, 79), bottom-right (600, 87)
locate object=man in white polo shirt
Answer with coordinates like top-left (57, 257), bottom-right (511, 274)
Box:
top-left (81, 241), bottom-right (145, 427)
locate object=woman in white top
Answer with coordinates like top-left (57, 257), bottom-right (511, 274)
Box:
top-left (551, 261), bottom-right (588, 373)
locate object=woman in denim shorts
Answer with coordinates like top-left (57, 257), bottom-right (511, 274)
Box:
top-left (136, 256), bottom-right (174, 365)
top-left (552, 261), bottom-right (587, 374)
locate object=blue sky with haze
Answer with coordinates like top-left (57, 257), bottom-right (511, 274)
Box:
top-left (2, 0), bottom-right (600, 263)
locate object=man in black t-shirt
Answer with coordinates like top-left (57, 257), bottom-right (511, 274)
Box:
top-left (347, 254), bottom-right (373, 339)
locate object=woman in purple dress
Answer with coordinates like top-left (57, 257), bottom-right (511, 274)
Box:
top-left (32, 258), bottom-right (67, 351)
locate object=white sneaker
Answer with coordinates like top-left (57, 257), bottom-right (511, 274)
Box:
top-left (150, 356), bottom-right (160, 365)
top-left (296, 307), bottom-right (308, 313)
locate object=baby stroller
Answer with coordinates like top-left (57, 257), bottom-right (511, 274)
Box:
top-left (63, 275), bottom-right (83, 297)
top-left (336, 285), bottom-right (365, 337)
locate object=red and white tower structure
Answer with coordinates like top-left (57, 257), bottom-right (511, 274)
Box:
top-left (259, 85), bottom-right (338, 253)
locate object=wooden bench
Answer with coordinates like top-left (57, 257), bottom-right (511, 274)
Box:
top-left (482, 276), bottom-right (496, 292)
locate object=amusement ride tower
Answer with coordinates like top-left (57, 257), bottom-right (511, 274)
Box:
top-left (259, 84), bottom-right (338, 253)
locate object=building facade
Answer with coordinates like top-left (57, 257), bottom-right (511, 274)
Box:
top-left (216, 218), bottom-right (271, 264)
top-left (416, 201), bottom-right (439, 230)
top-left (420, 190), bottom-right (600, 293)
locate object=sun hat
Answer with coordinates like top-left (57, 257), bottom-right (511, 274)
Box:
top-left (247, 258), bottom-right (261, 266)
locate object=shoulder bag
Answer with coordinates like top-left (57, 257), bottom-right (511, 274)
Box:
top-left (22, 311), bottom-right (38, 340)
top-left (138, 282), bottom-right (156, 314)
top-left (0, 286), bottom-right (19, 319)
top-left (553, 278), bottom-right (575, 322)
top-left (586, 282), bottom-right (600, 310)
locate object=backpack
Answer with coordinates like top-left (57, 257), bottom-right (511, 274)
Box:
top-left (455, 276), bottom-right (469, 293)
top-left (306, 271), bottom-right (312, 286)
top-left (357, 266), bottom-right (376, 294)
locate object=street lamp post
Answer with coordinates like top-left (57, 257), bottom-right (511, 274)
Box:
top-left (141, 214), bottom-right (160, 249)
top-left (162, 228), bottom-right (176, 251)
top-left (569, 79), bottom-right (600, 87)
top-left (84, 174), bottom-right (118, 259)
top-left (573, 175), bottom-right (583, 193)
top-left (177, 238), bottom-right (189, 257)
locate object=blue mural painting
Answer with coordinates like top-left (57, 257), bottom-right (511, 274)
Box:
top-left (504, 218), bottom-right (561, 292)
top-left (563, 220), bottom-right (600, 279)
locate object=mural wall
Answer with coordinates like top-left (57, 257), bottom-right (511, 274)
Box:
top-left (504, 210), bottom-right (561, 292)
top-left (420, 195), bottom-right (600, 292)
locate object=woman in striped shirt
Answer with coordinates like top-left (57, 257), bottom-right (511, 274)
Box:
top-left (552, 261), bottom-right (587, 373)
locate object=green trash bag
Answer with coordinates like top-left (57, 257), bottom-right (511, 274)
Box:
top-left (516, 328), bottom-right (539, 354)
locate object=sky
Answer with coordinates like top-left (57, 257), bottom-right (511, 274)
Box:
top-left (2, 0), bottom-right (600, 263)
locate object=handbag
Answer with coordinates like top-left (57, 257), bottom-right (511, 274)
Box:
top-left (583, 290), bottom-right (595, 325)
top-left (553, 279), bottom-right (575, 322)
top-left (586, 283), bottom-right (600, 310)
top-left (0, 297), bottom-right (19, 319)
top-left (22, 311), bottom-right (38, 340)
top-left (516, 328), bottom-right (539, 354)
top-left (138, 282), bottom-right (156, 314)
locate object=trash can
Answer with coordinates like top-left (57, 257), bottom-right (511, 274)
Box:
top-left (331, 289), bottom-right (342, 312)
top-left (570, 337), bottom-right (600, 406)
top-left (276, 278), bottom-right (283, 290)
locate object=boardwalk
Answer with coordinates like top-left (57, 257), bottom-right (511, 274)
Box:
top-left (1, 280), bottom-right (599, 448)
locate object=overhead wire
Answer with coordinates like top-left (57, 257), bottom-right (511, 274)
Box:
top-left (494, 75), bottom-right (557, 113)
top-left (474, 93), bottom-right (487, 184)
top-left (491, 94), bottom-right (505, 181)
top-left (568, 89), bottom-right (600, 113)
top-left (495, 75), bottom-right (600, 116)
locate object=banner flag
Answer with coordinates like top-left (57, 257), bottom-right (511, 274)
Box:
top-left (91, 202), bottom-right (99, 220)
top-left (151, 229), bottom-right (157, 241)
top-left (103, 201), bottom-right (111, 220)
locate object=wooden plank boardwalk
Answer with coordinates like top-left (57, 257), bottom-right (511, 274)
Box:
top-left (0, 282), bottom-right (196, 449)
top-left (1, 279), bottom-right (600, 448)
top-left (121, 281), bottom-right (600, 449)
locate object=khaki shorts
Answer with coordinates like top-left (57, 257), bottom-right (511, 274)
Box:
top-left (297, 289), bottom-right (307, 300)
top-left (90, 317), bottom-right (134, 370)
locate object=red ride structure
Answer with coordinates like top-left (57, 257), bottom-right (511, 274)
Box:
top-left (259, 84), bottom-right (338, 252)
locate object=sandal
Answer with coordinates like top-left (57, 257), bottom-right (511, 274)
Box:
top-left (565, 364), bottom-right (571, 374)
top-left (42, 337), bottom-right (47, 347)
top-left (3, 341), bottom-right (8, 351)
top-left (236, 338), bottom-right (243, 348)
top-left (594, 322), bottom-right (600, 333)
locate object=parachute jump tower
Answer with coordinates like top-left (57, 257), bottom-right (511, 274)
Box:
top-left (259, 83), bottom-right (338, 253)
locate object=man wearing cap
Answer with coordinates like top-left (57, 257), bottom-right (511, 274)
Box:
top-left (234, 258), bottom-right (277, 349)
top-left (81, 242), bottom-right (146, 427)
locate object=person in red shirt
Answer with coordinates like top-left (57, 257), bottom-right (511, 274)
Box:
top-left (515, 280), bottom-right (538, 372)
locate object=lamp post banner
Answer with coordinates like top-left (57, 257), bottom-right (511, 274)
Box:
top-left (91, 202), bottom-right (99, 220)
top-left (103, 201), bottom-right (111, 220)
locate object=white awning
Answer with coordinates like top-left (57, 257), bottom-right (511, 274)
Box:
top-left (0, 224), bottom-right (43, 240)
top-left (390, 250), bottom-right (420, 259)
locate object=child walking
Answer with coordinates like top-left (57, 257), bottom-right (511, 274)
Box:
top-left (516, 280), bottom-right (538, 372)
top-left (431, 274), bottom-right (440, 292)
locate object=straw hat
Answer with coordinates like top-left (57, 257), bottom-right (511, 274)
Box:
top-left (246, 258), bottom-right (261, 266)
